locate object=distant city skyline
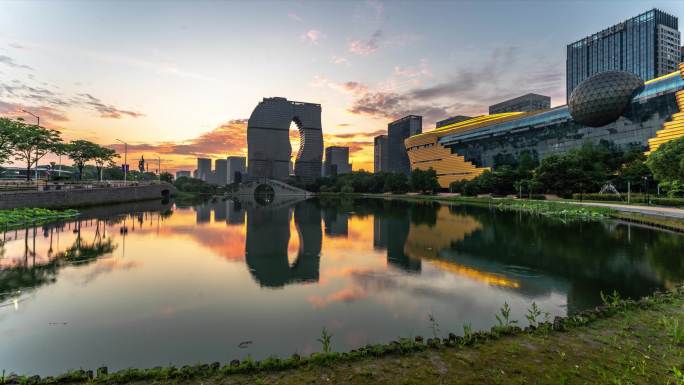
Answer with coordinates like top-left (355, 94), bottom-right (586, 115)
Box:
top-left (1, 0), bottom-right (683, 172)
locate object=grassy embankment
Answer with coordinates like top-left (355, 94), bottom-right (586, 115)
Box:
top-left (5, 286), bottom-right (684, 385)
top-left (362, 194), bottom-right (684, 232)
top-left (0, 208), bottom-right (78, 230)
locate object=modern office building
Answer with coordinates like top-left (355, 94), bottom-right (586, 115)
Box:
top-left (323, 146), bottom-right (352, 177)
top-left (488, 94), bottom-right (551, 114)
top-left (406, 64), bottom-right (684, 188)
top-left (373, 134), bottom-right (388, 173)
top-left (388, 115), bottom-right (422, 175)
top-left (214, 159), bottom-right (228, 185)
top-left (247, 97), bottom-right (323, 182)
top-left (175, 170), bottom-right (191, 178)
top-left (227, 156), bottom-right (246, 184)
top-left (196, 158), bottom-right (212, 182)
top-left (567, 9), bottom-right (680, 99)
top-left (436, 115), bottom-right (472, 128)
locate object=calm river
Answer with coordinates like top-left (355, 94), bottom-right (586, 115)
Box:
top-left (1, 197), bottom-right (683, 374)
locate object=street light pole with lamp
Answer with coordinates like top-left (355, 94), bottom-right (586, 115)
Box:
top-left (155, 155), bottom-right (161, 182)
top-left (116, 139), bottom-right (128, 186)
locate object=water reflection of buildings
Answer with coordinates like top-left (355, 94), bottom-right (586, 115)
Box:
top-left (245, 200), bottom-right (321, 288)
top-left (323, 210), bottom-right (349, 237)
top-left (372, 202), bottom-right (420, 273)
top-left (195, 200), bottom-right (245, 225)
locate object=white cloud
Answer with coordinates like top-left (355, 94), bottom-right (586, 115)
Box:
top-left (301, 29), bottom-right (325, 45)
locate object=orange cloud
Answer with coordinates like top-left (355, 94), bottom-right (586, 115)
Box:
top-left (307, 285), bottom-right (368, 308)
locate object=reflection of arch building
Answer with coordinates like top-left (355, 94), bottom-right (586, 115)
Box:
top-left (245, 200), bottom-right (322, 288)
top-left (247, 97), bottom-right (323, 182)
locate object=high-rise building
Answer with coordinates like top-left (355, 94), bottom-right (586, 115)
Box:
top-left (436, 115), bottom-right (472, 128)
top-left (196, 158), bottom-right (212, 182)
top-left (227, 156), bottom-right (246, 184)
top-left (567, 9), bottom-right (680, 99)
top-left (175, 170), bottom-right (191, 178)
top-left (489, 94), bottom-right (551, 114)
top-left (323, 146), bottom-right (352, 177)
top-left (373, 134), bottom-right (388, 173)
top-left (387, 115), bottom-right (422, 175)
top-left (214, 159), bottom-right (228, 185)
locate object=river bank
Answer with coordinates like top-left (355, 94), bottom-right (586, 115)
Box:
top-left (0, 183), bottom-right (175, 210)
top-left (343, 193), bottom-right (684, 233)
top-left (5, 285), bottom-right (683, 385)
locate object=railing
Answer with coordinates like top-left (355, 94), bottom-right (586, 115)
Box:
top-left (0, 180), bottom-right (164, 193)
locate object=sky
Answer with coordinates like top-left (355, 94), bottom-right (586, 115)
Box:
top-left (1, 0), bottom-right (683, 172)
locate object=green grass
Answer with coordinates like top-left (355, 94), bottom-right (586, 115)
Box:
top-left (0, 208), bottom-right (78, 229)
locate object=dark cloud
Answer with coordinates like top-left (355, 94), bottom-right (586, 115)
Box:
top-left (1, 77), bottom-right (144, 122)
top-left (0, 100), bottom-right (69, 123)
top-left (0, 55), bottom-right (33, 70)
top-left (76, 93), bottom-right (144, 119)
top-left (348, 91), bottom-right (453, 124)
top-left (347, 47), bottom-right (564, 126)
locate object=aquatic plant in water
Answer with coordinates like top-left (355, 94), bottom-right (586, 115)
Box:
top-left (0, 208), bottom-right (78, 229)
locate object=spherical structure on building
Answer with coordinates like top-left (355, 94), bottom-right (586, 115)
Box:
top-left (568, 71), bottom-right (644, 127)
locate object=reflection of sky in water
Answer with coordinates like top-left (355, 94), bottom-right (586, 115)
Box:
top-left (0, 198), bottom-right (683, 375)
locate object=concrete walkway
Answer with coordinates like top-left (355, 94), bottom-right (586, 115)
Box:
top-left (567, 201), bottom-right (684, 219)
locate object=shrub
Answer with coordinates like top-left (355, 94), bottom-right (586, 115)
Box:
top-left (340, 185), bottom-right (354, 194)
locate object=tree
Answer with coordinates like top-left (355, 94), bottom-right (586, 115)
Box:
top-left (0, 118), bottom-right (21, 165)
top-left (66, 140), bottom-right (100, 180)
top-left (93, 146), bottom-right (119, 181)
top-left (160, 172), bottom-right (173, 183)
top-left (10, 119), bottom-right (62, 181)
top-left (647, 136), bottom-right (684, 183)
top-left (383, 173), bottom-right (409, 194)
top-left (410, 168), bottom-right (440, 194)
top-left (533, 143), bottom-right (612, 197)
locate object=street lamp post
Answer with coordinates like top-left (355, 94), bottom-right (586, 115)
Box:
top-left (21, 110), bottom-right (40, 182)
top-left (156, 155), bottom-right (161, 182)
top-left (116, 139), bottom-right (128, 186)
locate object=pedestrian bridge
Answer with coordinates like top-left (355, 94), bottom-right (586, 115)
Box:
top-left (234, 178), bottom-right (311, 206)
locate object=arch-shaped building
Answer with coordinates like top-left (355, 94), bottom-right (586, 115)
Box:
top-left (247, 97), bottom-right (323, 182)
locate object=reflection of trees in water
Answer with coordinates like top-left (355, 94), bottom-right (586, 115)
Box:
top-left (445, 205), bottom-right (684, 312)
top-left (0, 218), bottom-right (118, 305)
top-left (245, 200), bottom-right (322, 288)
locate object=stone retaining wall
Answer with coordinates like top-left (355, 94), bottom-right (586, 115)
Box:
top-left (0, 183), bottom-right (176, 209)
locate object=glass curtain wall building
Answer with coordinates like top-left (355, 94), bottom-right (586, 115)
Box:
top-left (388, 115), bottom-right (422, 175)
top-left (567, 9), bottom-right (680, 100)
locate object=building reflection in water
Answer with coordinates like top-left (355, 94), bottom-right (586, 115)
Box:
top-left (323, 209), bottom-right (349, 237)
top-left (245, 199), bottom-right (321, 288)
top-left (3, 197), bottom-right (684, 316)
top-left (372, 200), bottom-right (420, 273)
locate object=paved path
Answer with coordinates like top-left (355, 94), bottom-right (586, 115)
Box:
top-left (567, 201), bottom-right (684, 219)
